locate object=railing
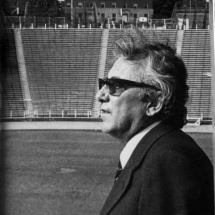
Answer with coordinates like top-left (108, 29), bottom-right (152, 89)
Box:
top-left (2, 110), bottom-right (102, 118)
top-left (2, 16), bottom-right (70, 29)
top-left (1, 110), bottom-right (212, 124)
top-left (187, 113), bottom-right (203, 126)
top-left (2, 16), bottom-right (202, 30)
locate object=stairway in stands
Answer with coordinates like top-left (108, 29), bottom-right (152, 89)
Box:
top-left (1, 29), bottom-right (25, 117)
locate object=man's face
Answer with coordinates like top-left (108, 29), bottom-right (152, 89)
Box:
top-left (96, 57), bottom-right (149, 140)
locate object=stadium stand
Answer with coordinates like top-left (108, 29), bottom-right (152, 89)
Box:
top-left (20, 29), bottom-right (102, 116)
top-left (181, 29), bottom-right (211, 119)
top-left (0, 28), bottom-right (212, 122)
top-left (1, 29), bottom-right (25, 117)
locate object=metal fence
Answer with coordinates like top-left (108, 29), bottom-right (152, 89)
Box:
top-left (2, 16), bottom-right (210, 29)
top-left (2, 16), bottom-right (183, 29)
top-left (2, 110), bottom-right (102, 118)
top-left (2, 16), bottom-right (69, 28)
top-left (1, 110), bottom-right (211, 124)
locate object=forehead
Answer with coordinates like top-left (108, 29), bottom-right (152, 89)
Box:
top-left (108, 57), bottom-right (142, 81)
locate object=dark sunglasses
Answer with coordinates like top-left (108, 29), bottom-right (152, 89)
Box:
top-left (98, 78), bottom-right (159, 96)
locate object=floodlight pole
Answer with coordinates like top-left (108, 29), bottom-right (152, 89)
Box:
top-left (71, 0), bottom-right (74, 26)
top-left (209, 0), bottom-right (215, 203)
top-left (120, 9), bottom-right (123, 28)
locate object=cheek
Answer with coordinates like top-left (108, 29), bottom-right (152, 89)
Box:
top-left (114, 97), bottom-right (147, 124)
top-left (102, 92), bottom-right (146, 134)
top-left (101, 106), bottom-right (129, 134)
top-left (113, 103), bottom-right (136, 127)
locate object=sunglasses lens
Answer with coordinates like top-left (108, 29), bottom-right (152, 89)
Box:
top-left (108, 81), bottom-right (116, 95)
top-left (99, 79), bottom-right (104, 90)
top-left (98, 78), bottom-right (124, 96)
top-left (99, 79), bottom-right (115, 95)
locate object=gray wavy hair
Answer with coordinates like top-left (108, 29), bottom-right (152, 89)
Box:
top-left (114, 29), bottom-right (189, 128)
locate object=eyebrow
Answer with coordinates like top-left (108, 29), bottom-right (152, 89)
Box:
top-left (108, 76), bottom-right (134, 82)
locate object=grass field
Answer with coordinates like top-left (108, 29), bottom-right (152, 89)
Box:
top-left (0, 130), bottom-right (213, 215)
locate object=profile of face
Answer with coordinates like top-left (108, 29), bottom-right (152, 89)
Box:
top-left (96, 57), bottom-right (152, 141)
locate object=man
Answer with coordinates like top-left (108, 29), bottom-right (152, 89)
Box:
top-left (96, 29), bottom-right (214, 215)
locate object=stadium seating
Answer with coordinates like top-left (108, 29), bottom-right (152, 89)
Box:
top-left (1, 28), bottom-right (212, 121)
top-left (21, 29), bottom-right (102, 114)
top-left (181, 29), bottom-right (211, 119)
top-left (1, 29), bottom-right (25, 117)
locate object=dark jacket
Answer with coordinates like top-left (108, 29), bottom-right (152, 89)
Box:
top-left (100, 122), bottom-right (214, 215)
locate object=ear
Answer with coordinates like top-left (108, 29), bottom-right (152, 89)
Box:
top-left (146, 93), bottom-right (163, 116)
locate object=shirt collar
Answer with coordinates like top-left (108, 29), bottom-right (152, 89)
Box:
top-left (120, 121), bottom-right (161, 169)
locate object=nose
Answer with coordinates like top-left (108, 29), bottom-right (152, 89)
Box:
top-left (96, 85), bottom-right (109, 103)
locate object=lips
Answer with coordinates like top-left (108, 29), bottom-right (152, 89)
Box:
top-left (101, 110), bottom-right (109, 114)
top-left (101, 108), bottom-right (111, 114)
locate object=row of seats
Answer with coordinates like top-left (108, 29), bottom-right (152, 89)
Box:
top-left (181, 30), bottom-right (211, 119)
top-left (21, 29), bottom-right (103, 112)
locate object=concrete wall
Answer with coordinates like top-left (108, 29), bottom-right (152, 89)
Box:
top-left (1, 121), bottom-right (212, 133)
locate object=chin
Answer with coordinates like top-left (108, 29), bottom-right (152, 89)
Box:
top-left (101, 124), bottom-right (121, 141)
top-left (101, 124), bottom-right (111, 134)
top-left (101, 121), bottom-right (114, 135)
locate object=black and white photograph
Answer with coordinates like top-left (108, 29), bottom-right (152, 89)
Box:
top-left (0, 0), bottom-right (214, 214)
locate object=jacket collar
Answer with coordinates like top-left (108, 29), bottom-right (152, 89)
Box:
top-left (100, 121), bottom-right (177, 215)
